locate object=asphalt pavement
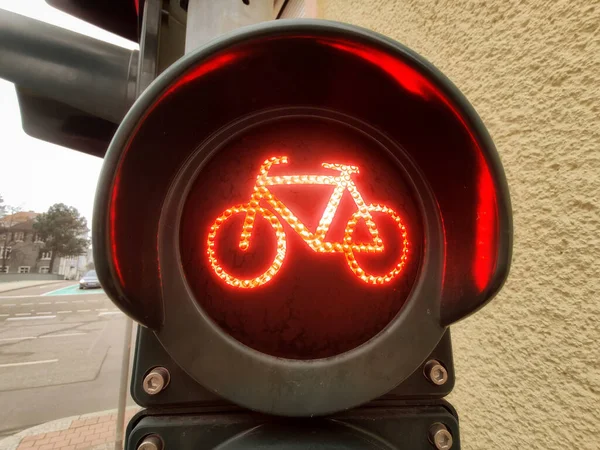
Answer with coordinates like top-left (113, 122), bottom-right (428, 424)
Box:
top-left (0, 282), bottom-right (133, 438)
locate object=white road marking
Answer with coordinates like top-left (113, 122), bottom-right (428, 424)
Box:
top-left (0, 314), bottom-right (8, 317)
top-left (98, 311), bottom-right (122, 317)
top-left (39, 332), bottom-right (85, 339)
top-left (57, 310), bottom-right (72, 314)
top-left (73, 300), bottom-right (84, 304)
top-left (0, 336), bottom-right (35, 342)
top-left (0, 332), bottom-right (86, 342)
top-left (0, 359), bottom-right (58, 368)
top-left (2, 290), bottom-right (105, 299)
top-left (15, 313), bottom-right (31, 316)
top-left (95, 308), bottom-right (108, 312)
top-left (39, 301), bottom-right (51, 305)
top-left (22, 303), bottom-right (33, 306)
top-left (2, 304), bottom-right (16, 307)
top-left (55, 301), bottom-right (68, 304)
top-left (36, 312), bottom-right (53, 315)
top-left (7, 315), bottom-right (56, 321)
top-left (78, 309), bottom-right (91, 312)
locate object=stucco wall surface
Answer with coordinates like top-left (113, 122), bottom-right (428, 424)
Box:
top-left (321, 1), bottom-right (600, 449)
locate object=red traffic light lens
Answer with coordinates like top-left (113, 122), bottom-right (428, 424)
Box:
top-left (180, 115), bottom-right (423, 359)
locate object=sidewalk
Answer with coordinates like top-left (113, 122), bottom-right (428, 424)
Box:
top-left (0, 408), bottom-right (140, 450)
top-left (0, 280), bottom-right (66, 294)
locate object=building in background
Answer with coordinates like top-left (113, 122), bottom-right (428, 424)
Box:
top-left (0, 210), bottom-right (38, 227)
top-left (1, 211), bottom-right (93, 278)
top-left (0, 217), bottom-right (53, 274)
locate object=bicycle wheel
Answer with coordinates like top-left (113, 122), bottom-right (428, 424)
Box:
top-left (343, 204), bottom-right (409, 285)
top-left (207, 205), bottom-right (286, 289)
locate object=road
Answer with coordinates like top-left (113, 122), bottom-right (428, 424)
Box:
top-left (0, 282), bottom-right (133, 437)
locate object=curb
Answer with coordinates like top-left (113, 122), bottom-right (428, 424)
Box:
top-left (0, 407), bottom-right (140, 450)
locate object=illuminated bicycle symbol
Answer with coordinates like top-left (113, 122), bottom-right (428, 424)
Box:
top-left (207, 156), bottom-right (410, 289)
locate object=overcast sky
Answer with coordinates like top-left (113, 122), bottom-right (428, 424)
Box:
top-left (0, 1), bottom-right (137, 225)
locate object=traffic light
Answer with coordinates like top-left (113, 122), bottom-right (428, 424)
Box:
top-left (0, 2), bottom-right (512, 448)
top-left (90, 20), bottom-right (511, 449)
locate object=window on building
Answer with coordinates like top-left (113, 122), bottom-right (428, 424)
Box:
top-left (33, 233), bottom-right (44, 244)
top-left (18, 266), bottom-right (31, 274)
top-left (14, 232), bottom-right (25, 242)
top-left (41, 251), bottom-right (52, 260)
top-left (39, 266), bottom-right (50, 274)
top-left (0, 246), bottom-right (12, 259)
top-left (0, 266), bottom-right (8, 273)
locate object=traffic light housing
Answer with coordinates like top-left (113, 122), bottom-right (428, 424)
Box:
top-left (4, 9), bottom-right (516, 446)
top-left (88, 20), bottom-right (512, 447)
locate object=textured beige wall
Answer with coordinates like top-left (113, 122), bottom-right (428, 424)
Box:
top-left (320, 1), bottom-right (600, 449)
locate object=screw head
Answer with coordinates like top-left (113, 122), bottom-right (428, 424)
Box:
top-left (137, 434), bottom-right (163, 450)
top-left (142, 367), bottom-right (170, 395)
top-left (424, 360), bottom-right (448, 386)
top-left (429, 423), bottom-right (453, 449)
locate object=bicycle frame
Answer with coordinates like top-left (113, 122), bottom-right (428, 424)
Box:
top-left (239, 156), bottom-right (383, 253)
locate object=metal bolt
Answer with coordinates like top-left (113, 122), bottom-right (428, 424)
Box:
top-left (424, 359), bottom-right (448, 386)
top-left (142, 366), bottom-right (170, 395)
top-left (429, 423), bottom-right (453, 449)
top-left (137, 434), bottom-right (163, 450)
